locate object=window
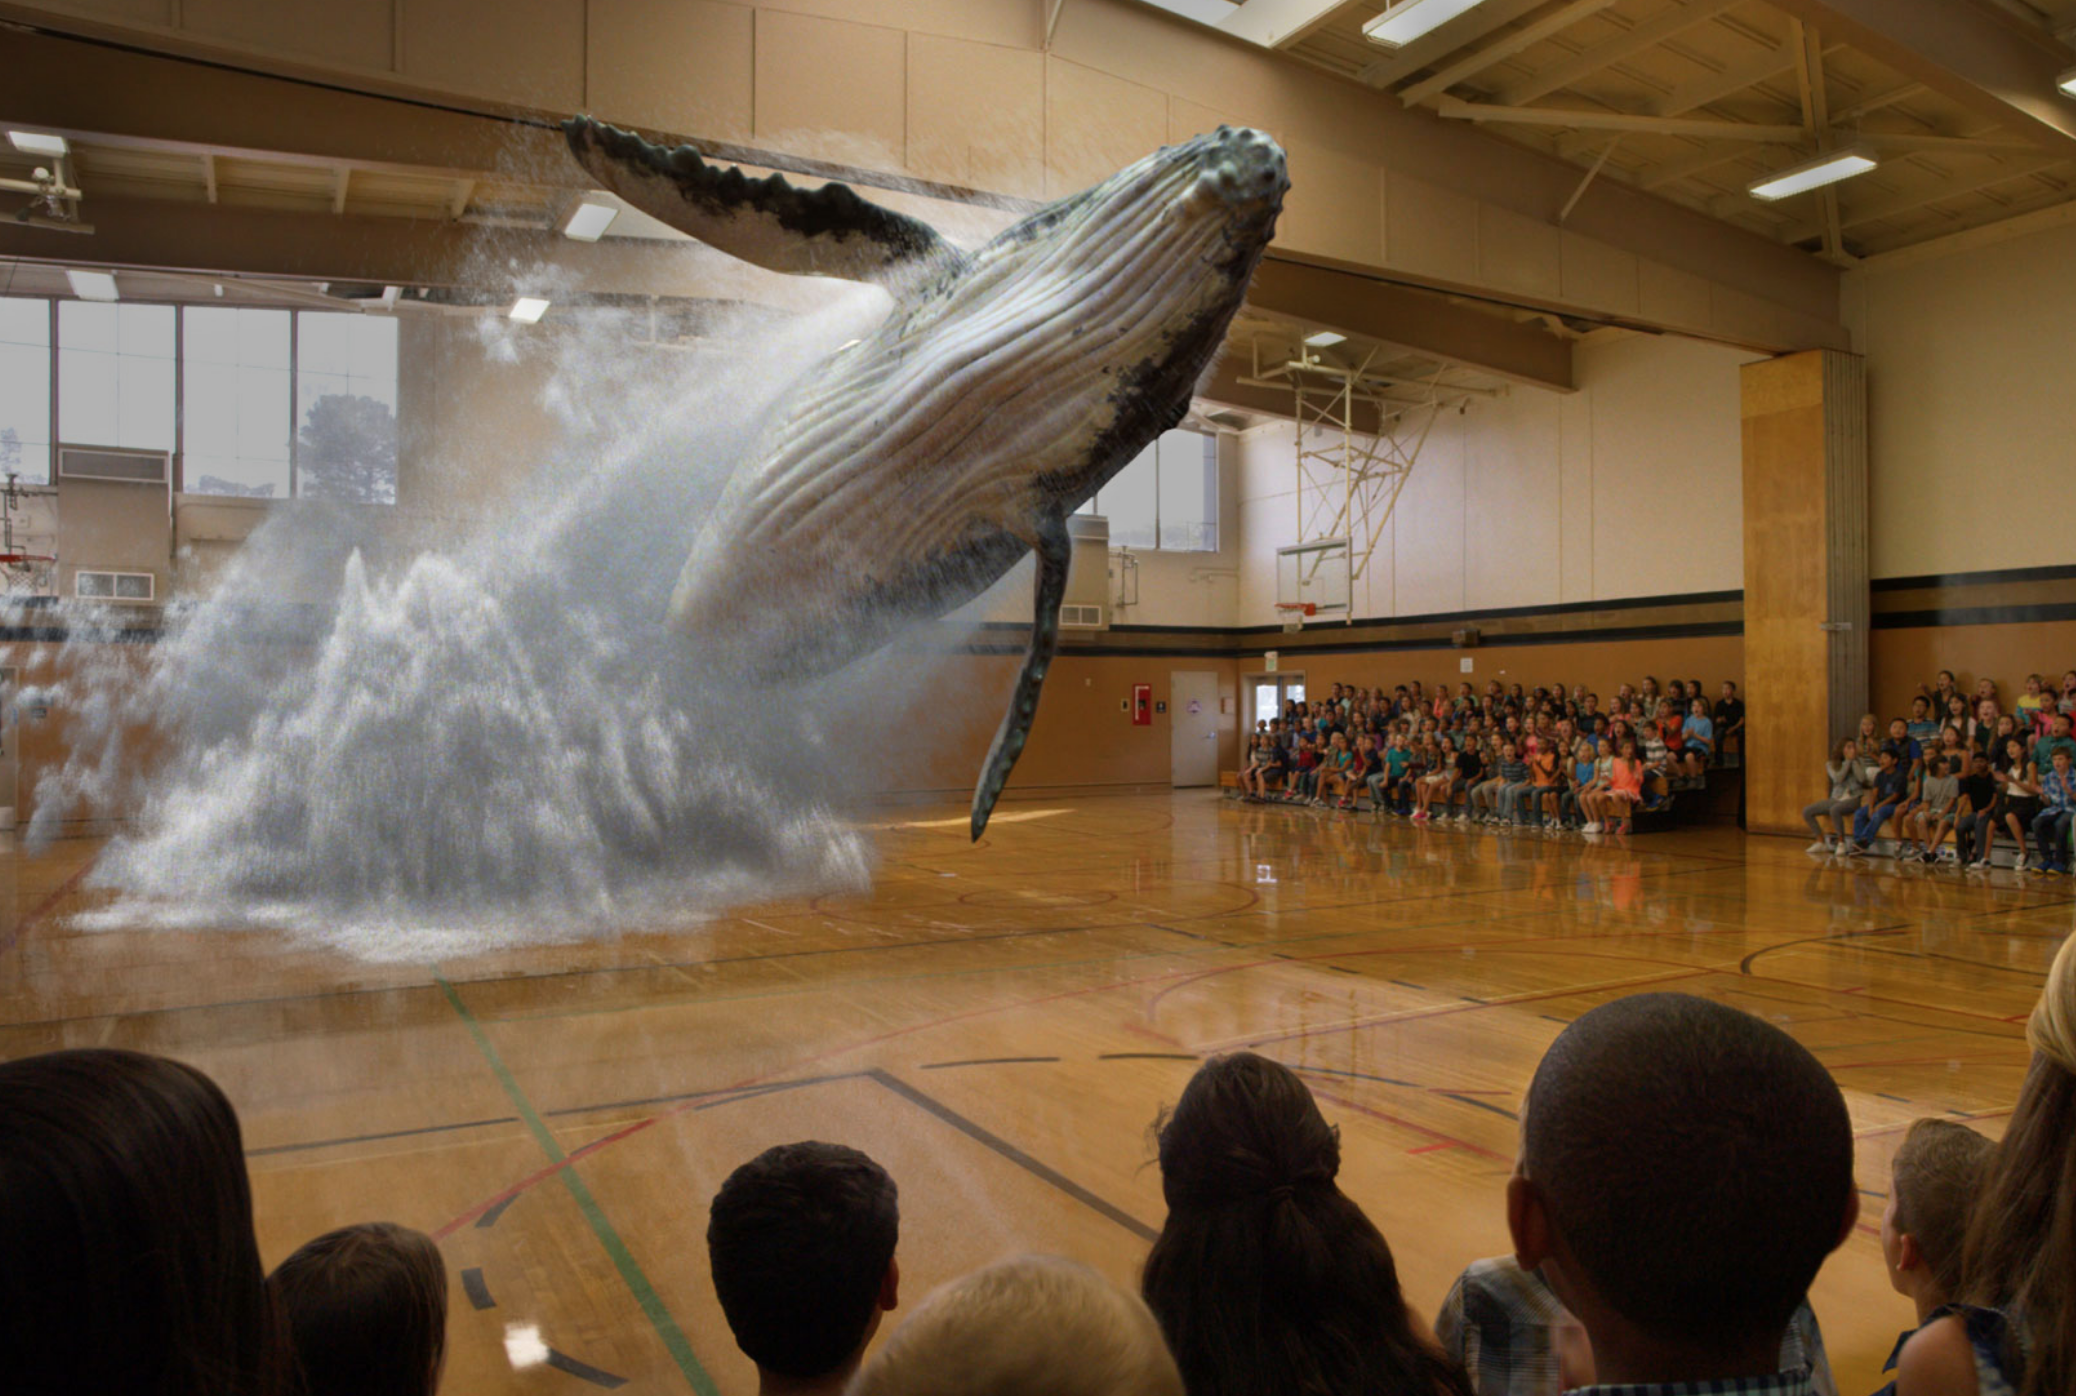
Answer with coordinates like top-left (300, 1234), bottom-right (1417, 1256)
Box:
top-left (184, 308), bottom-right (292, 498)
top-left (58, 302), bottom-right (175, 453)
top-left (296, 313), bottom-right (398, 503)
top-left (1078, 428), bottom-right (1219, 552)
top-left (0, 298), bottom-right (51, 484)
top-left (1159, 430), bottom-right (1218, 551)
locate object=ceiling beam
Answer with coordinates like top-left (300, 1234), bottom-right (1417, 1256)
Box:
top-left (1762, 0), bottom-right (2076, 158)
top-left (1496, 0), bottom-right (1745, 105)
top-left (1399, 0), bottom-right (1619, 107)
top-left (1198, 358), bottom-right (1389, 436)
top-left (1784, 155), bottom-right (2068, 240)
top-left (1359, 0), bottom-right (1551, 88)
top-left (1214, 0), bottom-right (1354, 49)
top-left (1437, 96), bottom-right (1807, 141)
top-left (1245, 256), bottom-right (1575, 392)
top-left (0, 195), bottom-right (840, 313)
top-left (1653, 43), bottom-right (1799, 117)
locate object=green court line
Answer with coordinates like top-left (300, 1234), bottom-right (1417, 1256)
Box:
top-left (436, 975), bottom-right (718, 1396)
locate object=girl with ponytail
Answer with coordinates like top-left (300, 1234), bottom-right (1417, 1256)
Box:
top-left (1140, 1053), bottom-right (1472, 1396)
top-left (1897, 931), bottom-right (2076, 1396)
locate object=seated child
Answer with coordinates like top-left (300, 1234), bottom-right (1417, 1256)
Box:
top-left (1507, 992), bottom-right (1856, 1396)
top-left (268, 1222), bottom-right (448, 1396)
top-left (1871, 1119), bottom-right (1994, 1396)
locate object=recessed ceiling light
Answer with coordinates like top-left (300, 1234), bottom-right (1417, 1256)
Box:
top-left (2059, 66), bottom-right (2076, 98)
top-left (7, 131), bottom-right (69, 158)
top-left (66, 269), bottom-right (118, 302)
top-left (1747, 145), bottom-right (1879, 202)
top-left (1304, 330), bottom-right (1347, 348)
top-left (561, 199), bottom-right (618, 242)
top-left (508, 296), bottom-right (551, 324)
top-left (1362, 0), bottom-right (1490, 49)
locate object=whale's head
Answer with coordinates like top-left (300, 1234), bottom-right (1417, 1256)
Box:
top-left (1165, 125), bottom-right (1289, 250)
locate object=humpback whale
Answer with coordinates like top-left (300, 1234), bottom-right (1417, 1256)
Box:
top-left (564, 117), bottom-right (1287, 838)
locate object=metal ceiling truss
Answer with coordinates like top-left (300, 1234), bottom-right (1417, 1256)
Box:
top-left (1243, 338), bottom-right (1469, 587)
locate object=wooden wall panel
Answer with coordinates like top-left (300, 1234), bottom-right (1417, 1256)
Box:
top-left (1741, 350), bottom-right (1867, 837)
top-left (1242, 633), bottom-right (1745, 717)
top-left (1870, 620), bottom-right (2076, 721)
top-left (1277, 137), bottom-right (1384, 265)
top-left (753, 9), bottom-right (908, 167)
top-left (1043, 57), bottom-right (1168, 199)
top-left (587, 0), bottom-right (755, 145)
top-left (907, 34), bottom-right (1045, 199)
top-left (184, 0), bottom-right (393, 69)
top-left (401, 0), bottom-right (584, 109)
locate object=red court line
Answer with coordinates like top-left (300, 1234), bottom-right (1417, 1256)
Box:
top-left (0, 855), bottom-right (99, 961)
top-left (1298, 1077), bottom-right (1510, 1163)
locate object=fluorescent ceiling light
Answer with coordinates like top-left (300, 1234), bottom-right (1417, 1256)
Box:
top-left (561, 199), bottom-right (618, 242)
top-left (1304, 330), bottom-right (1347, 347)
top-left (1746, 145), bottom-right (1878, 201)
top-left (66, 269), bottom-right (118, 301)
top-left (508, 296), bottom-right (551, 324)
top-left (1363, 0), bottom-right (1489, 49)
top-left (2059, 66), bottom-right (2076, 98)
top-left (7, 130), bottom-right (68, 158)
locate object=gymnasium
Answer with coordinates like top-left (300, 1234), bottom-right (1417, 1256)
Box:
top-left (1, 1), bottom-right (2073, 1394)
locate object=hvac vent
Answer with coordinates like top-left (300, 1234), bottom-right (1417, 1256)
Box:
top-left (74, 570), bottom-right (155, 602)
top-left (59, 447), bottom-right (171, 485)
top-left (1059, 603), bottom-right (1105, 629)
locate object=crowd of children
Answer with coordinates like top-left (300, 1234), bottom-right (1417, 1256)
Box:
top-left (1803, 669), bottom-right (2076, 874)
top-left (1238, 675), bottom-right (1741, 837)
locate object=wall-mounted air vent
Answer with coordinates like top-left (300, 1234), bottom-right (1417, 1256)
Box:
top-left (74, 570), bottom-right (155, 602)
top-left (1059, 603), bottom-right (1105, 629)
top-left (58, 447), bottom-right (171, 485)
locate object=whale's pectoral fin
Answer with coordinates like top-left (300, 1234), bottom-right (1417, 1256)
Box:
top-left (563, 117), bottom-right (957, 286)
top-left (970, 514), bottom-right (1071, 842)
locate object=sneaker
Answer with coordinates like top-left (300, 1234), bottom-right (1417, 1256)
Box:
top-left (2014, 853), bottom-right (2029, 872)
top-left (1917, 849), bottom-right (1937, 865)
top-left (1584, 822), bottom-right (1602, 833)
top-left (1805, 840), bottom-right (1830, 856)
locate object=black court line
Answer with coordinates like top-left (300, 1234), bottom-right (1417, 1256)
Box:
top-left (460, 1268), bottom-right (495, 1311)
top-left (1098, 1052), bottom-right (1199, 1061)
top-left (1439, 1091), bottom-right (1520, 1121)
top-left (475, 1196), bottom-right (518, 1230)
top-left (867, 1069), bottom-right (1158, 1242)
top-left (919, 1057), bottom-right (1061, 1070)
top-left (248, 1114), bottom-right (520, 1158)
top-left (1277, 1061), bottom-right (1420, 1089)
top-left (1876, 1092), bottom-right (1912, 1103)
top-left (546, 1348), bottom-right (629, 1389)
top-left (1324, 963), bottom-right (1360, 975)
top-left (1539, 1015), bottom-right (1571, 1025)
top-left (543, 1074), bottom-right (857, 1121)
top-left (1390, 980), bottom-right (1427, 990)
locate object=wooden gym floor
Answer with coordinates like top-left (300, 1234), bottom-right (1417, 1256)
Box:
top-left (0, 793), bottom-right (2067, 1395)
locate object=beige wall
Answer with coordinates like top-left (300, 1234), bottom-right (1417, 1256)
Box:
top-left (1850, 215), bottom-right (2076, 580)
top-left (1, 0), bottom-right (1839, 351)
top-left (1871, 621), bottom-right (2076, 725)
top-left (1238, 333), bottom-right (1752, 625)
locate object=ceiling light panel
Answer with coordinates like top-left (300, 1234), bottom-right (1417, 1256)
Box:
top-left (66, 269), bottom-right (119, 301)
top-left (1747, 146), bottom-right (1879, 202)
top-left (1363, 0), bottom-right (1490, 49)
top-left (508, 296), bottom-right (551, 324)
top-left (562, 199), bottom-right (618, 242)
top-left (7, 130), bottom-right (69, 157)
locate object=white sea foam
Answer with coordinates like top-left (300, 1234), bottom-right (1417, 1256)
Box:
top-left (31, 285), bottom-right (958, 960)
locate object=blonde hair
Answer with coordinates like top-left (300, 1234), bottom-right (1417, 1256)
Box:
top-left (847, 1256), bottom-right (1181, 1396)
top-left (2028, 931), bottom-right (2076, 1076)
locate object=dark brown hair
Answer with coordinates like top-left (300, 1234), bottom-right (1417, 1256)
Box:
top-left (0, 1047), bottom-right (284, 1396)
top-left (269, 1223), bottom-right (448, 1396)
top-left (1891, 1120), bottom-right (1993, 1300)
top-left (1142, 1053), bottom-right (1472, 1396)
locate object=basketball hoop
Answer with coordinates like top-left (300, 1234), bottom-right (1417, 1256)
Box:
top-left (1275, 601), bottom-right (1316, 633)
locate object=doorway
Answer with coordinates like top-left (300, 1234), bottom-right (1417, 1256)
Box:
top-left (1245, 672), bottom-right (1307, 733)
top-left (1169, 670), bottom-right (1221, 788)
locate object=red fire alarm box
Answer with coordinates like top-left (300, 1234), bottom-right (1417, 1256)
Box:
top-left (1132, 684), bottom-right (1152, 726)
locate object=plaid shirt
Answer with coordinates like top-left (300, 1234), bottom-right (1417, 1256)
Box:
top-left (1436, 1257), bottom-right (1837, 1396)
top-left (1568, 1373), bottom-right (1817, 1396)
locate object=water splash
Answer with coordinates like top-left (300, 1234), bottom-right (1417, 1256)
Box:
top-left (32, 287), bottom-right (951, 960)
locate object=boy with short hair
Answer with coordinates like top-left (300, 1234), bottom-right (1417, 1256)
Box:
top-left (2032, 746), bottom-right (2075, 875)
top-left (708, 1142), bottom-right (901, 1396)
top-left (1872, 1119), bottom-right (1994, 1396)
top-left (1507, 993), bottom-right (1856, 1396)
